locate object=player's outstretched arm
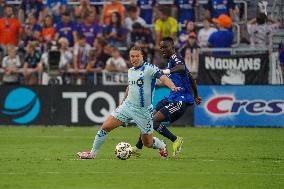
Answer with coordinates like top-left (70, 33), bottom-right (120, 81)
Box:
top-left (159, 75), bottom-right (181, 91)
top-left (162, 65), bottom-right (185, 75)
top-left (188, 72), bottom-right (202, 105)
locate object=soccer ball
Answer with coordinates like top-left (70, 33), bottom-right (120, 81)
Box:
top-left (115, 142), bottom-right (132, 160)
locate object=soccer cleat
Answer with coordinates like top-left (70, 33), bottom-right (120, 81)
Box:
top-left (131, 146), bottom-right (142, 157)
top-left (172, 136), bottom-right (184, 157)
top-left (77, 151), bottom-right (95, 159)
top-left (159, 145), bottom-right (168, 159)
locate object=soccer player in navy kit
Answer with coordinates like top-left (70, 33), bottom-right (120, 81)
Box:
top-left (132, 37), bottom-right (202, 157)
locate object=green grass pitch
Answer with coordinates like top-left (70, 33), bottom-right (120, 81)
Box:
top-left (0, 126), bottom-right (283, 189)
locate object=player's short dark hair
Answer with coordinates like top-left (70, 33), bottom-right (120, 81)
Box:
top-left (161, 37), bottom-right (174, 47)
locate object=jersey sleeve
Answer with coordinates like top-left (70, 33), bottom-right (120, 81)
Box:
top-left (146, 64), bottom-right (162, 79)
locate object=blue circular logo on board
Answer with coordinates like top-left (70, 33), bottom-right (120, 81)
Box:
top-left (2, 88), bottom-right (40, 124)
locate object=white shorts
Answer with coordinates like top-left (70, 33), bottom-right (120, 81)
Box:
top-left (111, 101), bottom-right (154, 134)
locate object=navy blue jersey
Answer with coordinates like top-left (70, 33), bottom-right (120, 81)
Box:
top-left (137, 0), bottom-right (156, 24)
top-left (167, 54), bottom-right (194, 104)
top-left (175, 0), bottom-right (196, 23)
top-left (207, 0), bottom-right (235, 18)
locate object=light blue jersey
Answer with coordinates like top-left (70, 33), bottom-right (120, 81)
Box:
top-left (126, 62), bottom-right (162, 108)
top-left (111, 62), bottom-right (162, 134)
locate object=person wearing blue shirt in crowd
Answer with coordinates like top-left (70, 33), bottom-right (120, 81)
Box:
top-left (174, 0), bottom-right (198, 24)
top-left (132, 37), bottom-right (202, 157)
top-left (46, 0), bottom-right (67, 8)
top-left (55, 12), bottom-right (78, 47)
top-left (205, 0), bottom-right (235, 19)
top-left (279, 43), bottom-right (284, 79)
top-left (18, 0), bottom-right (45, 23)
top-left (208, 14), bottom-right (233, 55)
top-left (136, 0), bottom-right (156, 24)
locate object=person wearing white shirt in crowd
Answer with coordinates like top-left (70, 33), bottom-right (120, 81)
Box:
top-left (198, 18), bottom-right (217, 47)
top-left (1, 44), bottom-right (21, 84)
top-left (124, 5), bottom-right (146, 31)
top-left (105, 47), bottom-right (127, 72)
top-left (73, 34), bottom-right (91, 71)
top-left (125, 4), bottom-right (146, 44)
top-left (247, 13), bottom-right (280, 49)
top-left (58, 37), bottom-right (73, 71)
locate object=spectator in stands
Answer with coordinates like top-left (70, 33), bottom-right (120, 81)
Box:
top-left (208, 14), bottom-right (233, 55)
top-left (58, 37), bottom-right (73, 71)
top-left (154, 6), bottom-right (178, 49)
top-left (247, 13), bottom-right (280, 49)
top-left (198, 18), bottom-right (217, 47)
top-left (130, 22), bottom-right (154, 62)
top-left (103, 12), bottom-right (127, 48)
top-left (279, 43), bottom-right (284, 79)
top-left (73, 34), bottom-right (92, 72)
top-left (74, 0), bottom-right (97, 23)
top-left (136, 0), bottom-right (156, 24)
top-left (86, 37), bottom-right (110, 84)
top-left (18, 0), bottom-right (45, 23)
top-left (185, 49), bottom-right (199, 79)
top-left (125, 5), bottom-right (146, 32)
top-left (87, 36), bottom-right (110, 72)
top-left (23, 13), bottom-right (42, 45)
top-left (0, 0), bottom-right (5, 18)
top-left (23, 41), bottom-right (43, 85)
top-left (179, 32), bottom-right (199, 78)
top-left (1, 44), bottom-right (22, 85)
top-left (101, 0), bottom-right (126, 26)
top-left (53, 37), bottom-right (73, 84)
top-left (51, 3), bottom-right (69, 24)
top-left (78, 12), bottom-right (101, 46)
top-left (178, 21), bottom-right (196, 48)
top-left (180, 32), bottom-right (199, 55)
top-left (174, 0), bottom-right (198, 24)
top-left (0, 5), bottom-right (22, 47)
top-left (205, 0), bottom-right (235, 19)
top-left (55, 12), bottom-right (78, 47)
top-left (46, 0), bottom-right (67, 9)
top-left (105, 47), bottom-right (127, 72)
top-left (41, 15), bottom-right (56, 45)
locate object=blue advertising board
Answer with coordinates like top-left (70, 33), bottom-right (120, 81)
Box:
top-left (195, 86), bottom-right (284, 127)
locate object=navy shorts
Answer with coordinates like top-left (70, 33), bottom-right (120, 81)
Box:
top-left (155, 99), bottom-right (192, 123)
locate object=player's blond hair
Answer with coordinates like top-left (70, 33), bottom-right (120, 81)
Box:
top-left (130, 46), bottom-right (143, 54)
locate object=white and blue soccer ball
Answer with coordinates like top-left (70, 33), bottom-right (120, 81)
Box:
top-left (115, 142), bottom-right (132, 160)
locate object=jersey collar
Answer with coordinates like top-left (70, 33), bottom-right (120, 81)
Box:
top-left (133, 62), bottom-right (145, 70)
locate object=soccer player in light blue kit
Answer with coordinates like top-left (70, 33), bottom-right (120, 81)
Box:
top-left (77, 46), bottom-right (181, 159)
top-left (132, 37), bottom-right (202, 157)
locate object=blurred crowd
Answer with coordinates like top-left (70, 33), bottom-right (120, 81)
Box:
top-left (0, 0), bottom-right (282, 85)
